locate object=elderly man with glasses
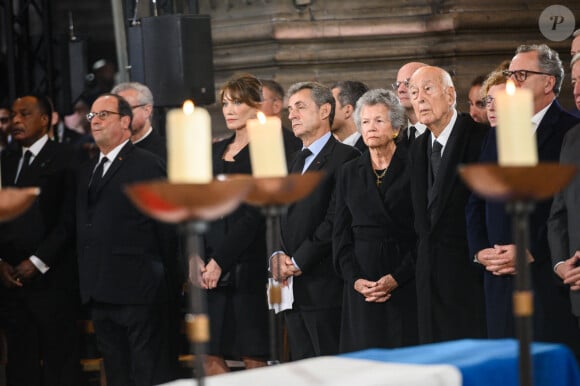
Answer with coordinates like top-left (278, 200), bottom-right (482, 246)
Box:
top-left (78, 93), bottom-right (179, 385)
top-left (111, 82), bottom-right (166, 161)
top-left (392, 62), bottom-right (428, 147)
top-left (466, 44), bottom-right (580, 359)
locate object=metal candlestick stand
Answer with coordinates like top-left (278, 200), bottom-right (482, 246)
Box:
top-left (124, 178), bottom-right (254, 386)
top-left (243, 172), bottom-right (324, 364)
top-left (458, 163), bottom-right (576, 386)
top-left (0, 187), bottom-right (40, 222)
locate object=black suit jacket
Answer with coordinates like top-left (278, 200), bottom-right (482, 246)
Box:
top-left (76, 142), bottom-right (177, 304)
top-left (135, 129), bottom-right (167, 161)
top-left (280, 135), bottom-right (359, 310)
top-left (549, 122), bottom-right (580, 320)
top-left (409, 112), bottom-right (488, 343)
top-left (467, 101), bottom-right (580, 355)
top-left (0, 140), bottom-right (77, 290)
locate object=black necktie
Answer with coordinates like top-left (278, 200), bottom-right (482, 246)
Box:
top-left (408, 126), bottom-right (417, 144)
top-left (88, 157), bottom-right (109, 201)
top-left (430, 140), bottom-right (442, 180)
top-left (15, 150), bottom-right (33, 183)
top-left (291, 148), bottom-right (312, 174)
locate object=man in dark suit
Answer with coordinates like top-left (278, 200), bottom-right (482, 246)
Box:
top-left (0, 94), bottom-right (79, 385)
top-left (271, 81), bottom-right (359, 359)
top-left (330, 80), bottom-right (369, 152)
top-left (393, 62), bottom-right (428, 148)
top-left (260, 78), bottom-right (302, 155)
top-left (77, 93), bottom-right (178, 385)
top-left (467, 44), bottom-right (580, 357)
top-left (111, 82), bottom-right (167, 160)
top-left (549, 123), bottom-right (580, 326)
top-left (407, 66), bottom-right (488, 343)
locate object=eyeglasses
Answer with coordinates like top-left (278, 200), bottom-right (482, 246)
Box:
top-left (86, 110), bottom-right (121, 122)
top-left (0, 117), bottom-right (9, 124)
top-left (130, 104), bottom-right (147, 110)
top-left (483, 95), bottom-right (495, 107)
top-left (502, 69), bottom-right (553, 82)
top-left (392, 79), bottom-right (410, 90)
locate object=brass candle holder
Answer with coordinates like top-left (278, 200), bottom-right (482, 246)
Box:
top-left (0, 187), bottom-right (40, 222)
top-left (243, 171), bottom-right (324, 364)
top-left (124, 177), bottom-right (254, 386)
top-left (458, 162), bottom-right (576, 386)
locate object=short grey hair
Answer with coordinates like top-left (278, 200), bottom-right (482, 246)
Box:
top-left (111, 81), bottom-right (154, 106)
top-left (287, 81), bottom-right (335, 127)
top-left (515, 44), bottom-right (564, 95)
top-left (353, 89), bottom-right (406, 132)
top-left (571, 53), bottom-right (580, 69)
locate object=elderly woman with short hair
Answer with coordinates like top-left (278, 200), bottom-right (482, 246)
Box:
top-left (332, 88), bottom-right (418, 352)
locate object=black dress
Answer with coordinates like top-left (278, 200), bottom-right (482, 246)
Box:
top-left (203, 136), bottom-right (269, 359)
top-left (333, 147), bottom-right (418, 353)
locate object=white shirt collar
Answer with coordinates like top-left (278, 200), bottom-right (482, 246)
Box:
top-left (23, 134), bottom-right (49, 158)
top-left (531, 100), bottom-right (553, 132)
top-left (342, 131), bottom-right (361, 146)
top-left (408, 120), bottom-right (427, 137)
top-left (97, 139), bottom-right (130, 171)
top-left (430, 109), bottom-right (458, 156)
top-left (132, 127), bottom-right (153, 144)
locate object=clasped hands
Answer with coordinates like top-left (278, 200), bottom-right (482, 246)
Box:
top-left (270, 253), bottom-right (302, 286)
top-left (189, 256), bottom-right (222, 290)
top-left (476, 244), bottom-right (534, 275)
top-left (0, 259), bottom-right (38, 288)
top-left (556, 251), bottom-right (580, 290)
top-left (354, 274), bottom-right (398, 303)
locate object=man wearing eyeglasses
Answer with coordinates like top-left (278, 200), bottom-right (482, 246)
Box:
top-left (0, 94), bottom-right (80, 385)
top-left (393, 62), bottom-right (428, 147)
top-left (467, 44), bottom-right (580, 358)
top-left (467, 75), bottom-right (489, 125)
top-left (111, 82), bottom-right (166, 161)
top-left (77, 93), bottom-right (178, 385)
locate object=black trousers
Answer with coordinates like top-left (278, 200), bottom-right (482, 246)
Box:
top-left (284, 307), bottom-right (341, 360)
top-left (0, 287), bottom-right (80, 386)
top-left (91, 302), bottom-right (174, 386)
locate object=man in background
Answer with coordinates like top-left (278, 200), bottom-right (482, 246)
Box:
top-left (393, 62), bottom-right (428, 147)
top-left (112, 82), bottom-right (167, 160)
top-left (330, 80), bottom-right (368, 152)
top-left (467, 75), bottom-right (490, 125)
top-left (260, 79), bottom-right (302, 155)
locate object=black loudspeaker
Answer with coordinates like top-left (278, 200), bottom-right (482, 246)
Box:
top-left (53, 36), bottom-right (88, 114)
top-left (128, 14), bottom-right (215, 107)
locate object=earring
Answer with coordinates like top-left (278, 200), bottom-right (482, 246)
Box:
top-left (392, 132), bottom-right (399, 139)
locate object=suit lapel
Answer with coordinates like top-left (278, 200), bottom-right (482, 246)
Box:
top-left (305, 135), bottom-right (335, 172)
top-left (17, 140), bottom-right (56, 186)
top-left (412, 133), bottom-right (430, 231)
top-left (428, 115), bottom-right (467, 226)
top-left (90, 142), bottom-right (134, 199)
top-left (535, 100), bottom-right (561, 151)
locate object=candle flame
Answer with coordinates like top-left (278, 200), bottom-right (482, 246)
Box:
top-left (257, 111), bottom-right (266, 124)
top-left (506, 80), bottom-right (516, 95)
top-left (183, 100), bottom-right (194, 115)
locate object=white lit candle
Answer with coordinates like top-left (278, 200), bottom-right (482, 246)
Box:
top-left (495, 80), bottom-right (538, 166)
top-left (166, 100), bottom-right (213, 183)
top-left (247, 112), bottom-right (287, 177)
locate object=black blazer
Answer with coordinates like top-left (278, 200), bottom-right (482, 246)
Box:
top-left (280, 135), bottom-right (359, 310)
top-left (76, 142), bottom-right (177, 304)
top-left (135, 129), bottom-right (167, 161)
top-left (409, 112), bottom-right (488, 343)
top-left (0, 140), bottom-right (77, 290)
top-left (549, 122), bottom-right (580, 320)
top-left (466, 101), bottom-right (580, 353)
